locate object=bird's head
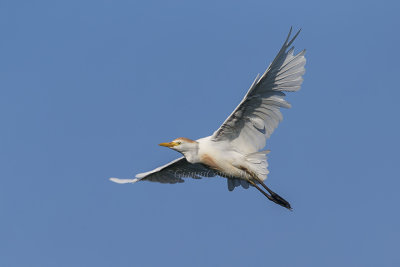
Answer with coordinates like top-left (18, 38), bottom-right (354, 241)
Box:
top-left (159, 137), bottom-right (198, 153)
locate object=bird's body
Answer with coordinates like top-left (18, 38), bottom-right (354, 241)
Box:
top-left (110, 28), bottom-right (306, 209)
top-left (191, 137), bottom-right (266, 183)
top-left (194, 137), bottom-right (249, 178)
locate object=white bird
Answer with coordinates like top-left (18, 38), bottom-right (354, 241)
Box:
top-left (110, 28), bottom-right (306, 210)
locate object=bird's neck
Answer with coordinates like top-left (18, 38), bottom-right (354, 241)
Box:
top-left (182, 151), bottom-right (199, 163)
top-left (180, 144), bottom-right (200, 163)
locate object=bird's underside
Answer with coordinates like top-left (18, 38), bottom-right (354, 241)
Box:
top-left (110, 27), bottom-right (306, 210)
top-left (111, 156), bottom-right (292, 210)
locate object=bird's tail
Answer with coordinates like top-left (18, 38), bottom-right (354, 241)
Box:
top-left (245, 150), bottom-right (270, 181)
top-left (227, 150), bottom-right (270, 191)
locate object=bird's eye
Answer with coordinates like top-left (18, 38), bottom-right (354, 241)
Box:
top-left (177, 141), bottom-right (182, 145)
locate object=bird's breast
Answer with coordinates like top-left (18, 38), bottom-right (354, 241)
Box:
top-left (200, 154), bottom-right (221, 171)
top-left (199, 152), bottom-right (243, 177)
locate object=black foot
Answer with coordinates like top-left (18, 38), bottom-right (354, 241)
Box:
top-left (270, 192), bottom-right (292, 210)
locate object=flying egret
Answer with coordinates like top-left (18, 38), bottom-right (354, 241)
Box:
top-left (110, 28), bottom-right (306, 210)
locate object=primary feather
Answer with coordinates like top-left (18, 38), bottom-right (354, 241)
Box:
top-left (212, 27), bottom-right (306, 154)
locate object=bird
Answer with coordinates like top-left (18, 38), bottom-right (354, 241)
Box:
top-left (110, 28), bottom-right (306, 210)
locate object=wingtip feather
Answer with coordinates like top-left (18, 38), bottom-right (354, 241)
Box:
top-left (287, 28), bottom-right (302, 48)
top-left (109, 177), bottom-right (139, 184)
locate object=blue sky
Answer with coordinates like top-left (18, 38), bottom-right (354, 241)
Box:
top-left (1, 0), bottom-right (400, 266)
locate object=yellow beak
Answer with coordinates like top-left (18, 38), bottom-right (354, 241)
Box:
top-left (159, 142), bottom-right (178, 148)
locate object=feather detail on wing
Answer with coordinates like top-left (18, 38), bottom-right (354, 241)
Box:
top-left (109, 157), bottom-right (216, 185)
top-left (212, 27), bottom-right (306, 153)
top-left (109, 177), bottom-right (140, 184)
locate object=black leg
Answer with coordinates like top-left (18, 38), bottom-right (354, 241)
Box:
top-left (247, 179), bottom-right (276, 203)
top-left (238, 166), bottom-right (292, 210)
top-left (251, 176), bottom-right (292, 210)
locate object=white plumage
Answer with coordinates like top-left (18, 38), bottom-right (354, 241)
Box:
top-left (110, 28), bottom-right (306, 209)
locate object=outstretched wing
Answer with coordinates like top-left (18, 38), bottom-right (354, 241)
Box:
top-left (110, 157), bottom-right (216, 184)
top-left (212, 28), bottom-right (306, 154)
